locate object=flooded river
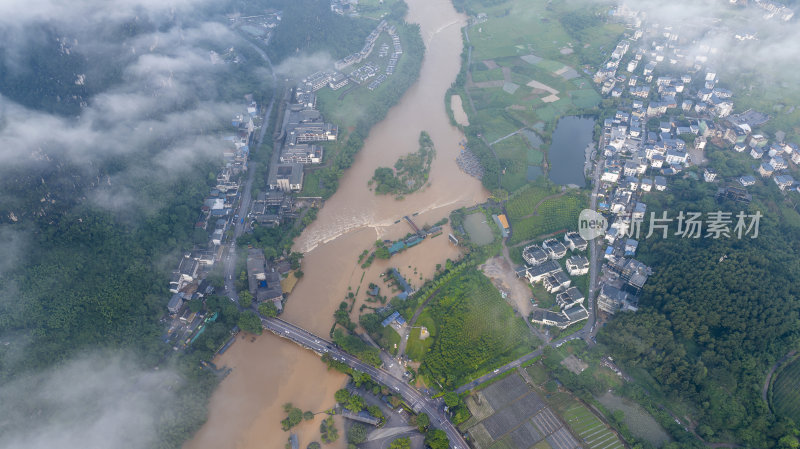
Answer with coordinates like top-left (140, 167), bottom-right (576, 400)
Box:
top-left (185, 1), bottom-right (486, 448)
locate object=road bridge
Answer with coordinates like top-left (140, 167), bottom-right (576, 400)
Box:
top-left (261, 318), bottom-right (468, 449)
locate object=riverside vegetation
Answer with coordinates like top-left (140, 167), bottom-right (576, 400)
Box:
top-left (370, 131), bottom-right (436, 197)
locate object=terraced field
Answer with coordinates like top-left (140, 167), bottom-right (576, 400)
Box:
top-left (562, 405), bottom-right (624, 449)
top-left (773, 356), bottom-right (800, 423)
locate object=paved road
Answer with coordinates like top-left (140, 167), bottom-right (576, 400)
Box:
top-left (222, 37), bottom-right (278, 304)
top-left (262, 318), bottom-right (469, 449)
top-left (584, 145), bottom-right (605, 343)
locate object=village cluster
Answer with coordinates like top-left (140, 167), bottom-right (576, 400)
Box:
top-left (163, 99), bottom-right (262, 348)
top-left (516, 233), bottom-right (592, 330)
top-left (303, 19), bottom-right (403, 94)
top-left (506, 1), bottom-right (798, 334)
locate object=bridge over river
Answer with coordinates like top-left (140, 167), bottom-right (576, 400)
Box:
top-left (261, 317), bottom-right (468, 449)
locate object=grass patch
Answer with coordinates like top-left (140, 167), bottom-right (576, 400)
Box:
top-left (405, 310), bottom-right (436, 361)
top-left (379, 326), bottom-right (402, 356)
top-left (419, 269), bottom-right (540, 389)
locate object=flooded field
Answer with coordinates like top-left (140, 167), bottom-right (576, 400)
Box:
top-left (463, 212), bottom-right (494, 245)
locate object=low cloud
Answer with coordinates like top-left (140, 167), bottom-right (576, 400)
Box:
top-left (0, 5), bottom-right (251, 216)
top-left (615, 0), bottom-right (800, 85)
top-left (0, 353), bottom-right (183, 449)
top-left (274, 51), bottom-right (335, 78)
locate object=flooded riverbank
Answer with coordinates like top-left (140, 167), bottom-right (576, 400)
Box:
top-left (185, 1), bottom-right (486, 448)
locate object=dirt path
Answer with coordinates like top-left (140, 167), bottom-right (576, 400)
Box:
top-left (510, 229), bottom-right (568, 249)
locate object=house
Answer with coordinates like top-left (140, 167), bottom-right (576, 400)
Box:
top-left (522, 245), bottom-right (549, 266)
top-left (543, 271), bottom-right (571, 293)
top-left (566, 255), bottom-right (590, 276)
top-left (770, 156), bottom-right (787, 171)
top-left (524, 260), bottom-right (561, 284)
top-left (170, 254), bottom-right (199, 293)
top-left (268, 163), bottom-right (304, 192)
top-left (381, 311), bottom-right (406, 328)
top-left (280, 143), bottom-right (323, 164)
top-left (654, 176), bottom-right (667, 191)
top-left (758, 162), bottom-right (774, 177)
top-left (601, 167), bottom-right (621, 183)
top-left (168, 292), bottom-right (185, 314)
top-left (774, 175), bottom-right (795, 191)
top-left (622, 259), bottom-right (650, 291)
top-left (564, 232), bottom-right (588, 251)
top-left (739, 175), bottom-right (756, 187)
top-left (625, 238), bottom-right (639, 256)
top-left (632, 202), bottom-right (647, 220)
top-left (531, 309), bottom-right (569, 328)
top-left (492, 214), bottom-right (510, 238)
top-left (640, 178), bottom-right (653, 192)
top-left (556, 287), bottom-right (585, 310)
top-left (703, 167), bottom-right (717, 182)
top-left (598, 284), bottom-right (630, 314)
top-left (542, 239), bottom-right (567, 259)
top-left (389, 268), bottom-right (414, 299)
top-left (562, 305), bottom-right (589, 325)
top-left (750, 147), bottom-right (764, 159)
top-left (665, 149), bottom-right (688, 165)
top-left (624, 176), bottom-right (639, 191)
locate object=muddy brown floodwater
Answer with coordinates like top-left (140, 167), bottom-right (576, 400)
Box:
top-left (185, 1), bottom-right (486, 448)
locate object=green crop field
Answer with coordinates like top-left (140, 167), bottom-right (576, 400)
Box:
top-left (773, 356), bottom-right (800, 423)
top-left (505, 183), bottom-right (561, 218)
top-left (563, 404), bottom-right (625, 449)
top-left (508, 192), bottom-right (587, 245)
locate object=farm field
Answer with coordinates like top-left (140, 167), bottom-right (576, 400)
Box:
top-left (773, 355), bottom-right (800, 423)
top-left (507, 191), bottom-right (587, 246)
top-left (562, 404), bottom-right (624, 449)
top-left (452, 0), bottom-right (620, 195)
top-left (505, 182), bottom-right (562, 218)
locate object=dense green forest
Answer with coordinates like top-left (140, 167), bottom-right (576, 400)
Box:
top-left (370, 131), bottom-right (436, 196)
top-left (599, 178), bottom-right (800, 448)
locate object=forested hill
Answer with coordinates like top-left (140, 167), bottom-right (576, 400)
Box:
top-left (599, 178), bottom-right (800, 448)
